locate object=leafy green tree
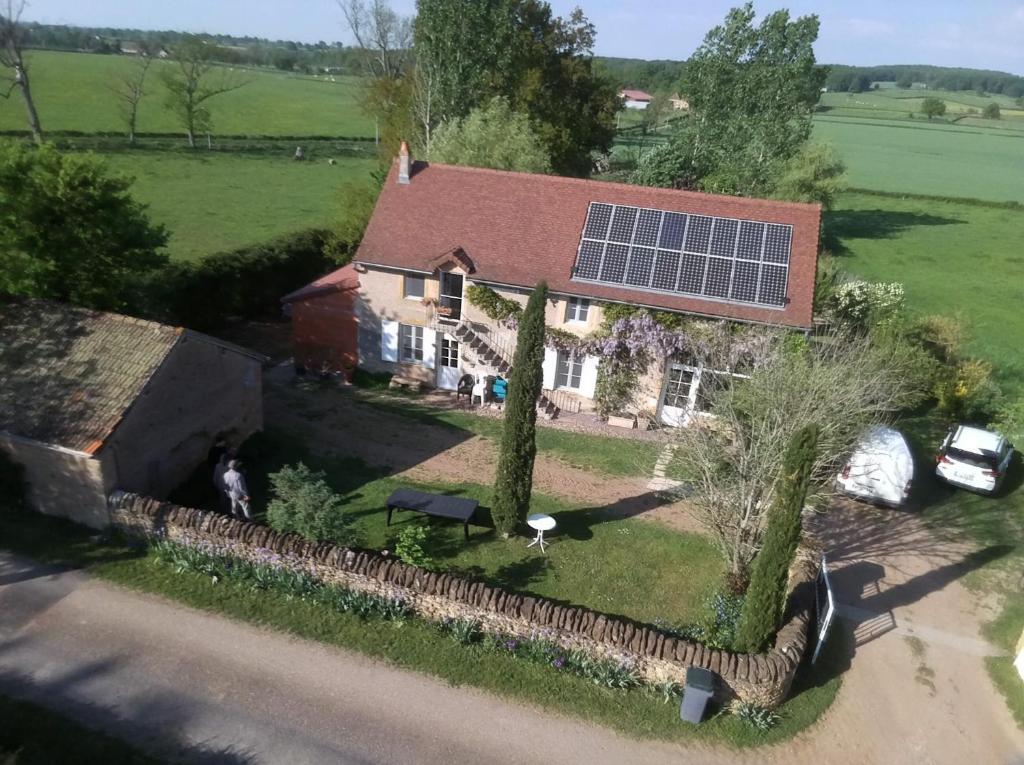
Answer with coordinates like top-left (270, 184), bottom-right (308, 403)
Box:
top-left (896, 73), bottom-right (914, 89)
top-left (921, 97), bottom-right (946, 119)
top-left (413, 0), bottom-right (618, 176)
top-left (161, 35), bottom-right (248, 147)
top-left (982, 102), bottom-right (1001, 119)
top-left (266, 462), bottom-right (358, 546)
top-left (492, 281), bottom-right (548, 536)
top-left (734, 424), bottom-right (819, 653)
top-left (431, 97), bottom-right (552, 172)
top-left (630, 3), bottom-right (824, 195)
top-left (0, 142), bottom-right (168, 310)
top-left (772, 142), bottom-right (846, 210)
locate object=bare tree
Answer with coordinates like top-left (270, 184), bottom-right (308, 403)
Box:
top-left (669, 330), bottom-right (928, 579)
top-left (160, 36), bottom-right (248, 148)
top-left (0, 0), bottom-right (42, 143)
top-left (411, 63), bottom-right (438, 157)
top-left (112, 56), bottom-right (152, 144)
top-left (337, 0), bottom-right (412, 80)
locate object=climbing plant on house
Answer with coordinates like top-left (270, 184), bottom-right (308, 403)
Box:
top-left (735, 423), bottom-right (819, 652)
top-left (492, 281), bottom-right (548, 536)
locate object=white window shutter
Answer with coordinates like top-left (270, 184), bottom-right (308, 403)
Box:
top-left (578, 355), bottom-right (600, 399)
top-left (423, 329), bottom-right (436, 370)
top-left (541, 347), bottom-right (557, 389)
top-left (381, 320), bottom-right (398, 362)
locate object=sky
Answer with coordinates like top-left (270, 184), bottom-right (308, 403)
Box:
top-left (23, 0), bottom-right (1024, 75)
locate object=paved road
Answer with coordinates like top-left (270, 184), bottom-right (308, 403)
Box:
top-left (2, 533), bottom-right (1023, 765)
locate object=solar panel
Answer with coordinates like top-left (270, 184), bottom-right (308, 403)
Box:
top-left (573, 202), bottom-right (793, 308)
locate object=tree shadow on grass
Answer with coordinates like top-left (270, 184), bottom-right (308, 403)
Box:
top-left (823, 208), bottom-right (962, 255)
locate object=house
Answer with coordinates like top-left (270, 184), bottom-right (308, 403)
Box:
top-left (288, 144), bottom-right (821, 426)
top-left (619, 89), bottom-right (652, 109)
top-left (0, 298), bottom-right (264, 529)
top-left (282, 264), bottom-right (360, 379)
top-left (119, 41), bottom-right (144, 56)
top-left (669, 93), bottom-right (690, 110)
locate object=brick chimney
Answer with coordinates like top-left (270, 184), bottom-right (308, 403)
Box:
top-left (398, 140), bottom-right (410, 184)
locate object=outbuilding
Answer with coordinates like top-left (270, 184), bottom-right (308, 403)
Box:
top-left (0, 297), bottom-right (265, 528)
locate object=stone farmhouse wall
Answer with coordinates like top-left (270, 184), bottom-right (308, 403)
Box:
top-left (109, 493), bottom-right (814, 708)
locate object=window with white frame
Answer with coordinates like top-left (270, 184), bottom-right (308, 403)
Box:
top-left (564, 297), bottom-right (590, 324)
top-left (555, 351), bottom-right (584, 390)
top-left (399, 324), bottom-right (424, 363)
top-left (403, 275), bottom-right (425, 300)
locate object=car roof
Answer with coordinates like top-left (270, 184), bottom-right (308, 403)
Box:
top-left (951, 425), bottom-right (1005, 455)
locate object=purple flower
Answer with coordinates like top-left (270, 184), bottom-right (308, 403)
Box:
top-left (553, 657), bottom-right (566, 669)
top-left (505, 639), bottom-right (519, 651)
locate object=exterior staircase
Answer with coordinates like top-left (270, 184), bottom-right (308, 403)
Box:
top-left (451, 322), bottom-right (562, 420)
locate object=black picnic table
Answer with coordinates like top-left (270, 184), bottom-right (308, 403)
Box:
top-left (385, 488), bottom-right (479, 540)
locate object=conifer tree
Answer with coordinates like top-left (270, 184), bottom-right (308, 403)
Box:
top-left (735, 423), bottom-right (819, 652)
top-left (492, 281), bottom-right (548, 535)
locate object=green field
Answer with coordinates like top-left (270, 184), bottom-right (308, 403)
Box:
top-left (93, 149), bottom-right (376, 260)
top-left (814, 117), bottom-right (1024, 202)
top-left (819, 88), bottom-right (1024, 119)
top-left (0, 50), bottom-right (373, 137)
top-left (828, 191), bottom-right (1024, 388)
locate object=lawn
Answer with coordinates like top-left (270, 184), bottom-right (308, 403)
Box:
top-left (813, 117), bottom-right (1024, 201)
top-left (827, 191), bottom-right (1024, 391)
top-left (176, 428), bottom-right (711, 626)
top-left (0, 507), bottom-right (845, 748)
top-left (0, 50), bottom-right (373, 137)
top-left (90, 149), bottom-right (376, 261)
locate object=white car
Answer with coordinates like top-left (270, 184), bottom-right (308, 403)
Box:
top-left (935, 425), bottom-right (1014, 495)
top-left (836, 426), bottom-right (914, 507)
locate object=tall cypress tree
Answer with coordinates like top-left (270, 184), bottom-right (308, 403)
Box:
top-left (492, 281), bottom-right (548, 536)
top-left (735, 423), bottom-right (820, 653)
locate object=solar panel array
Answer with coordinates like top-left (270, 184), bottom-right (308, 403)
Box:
top-left (572, 202), bottom-right (793, 308)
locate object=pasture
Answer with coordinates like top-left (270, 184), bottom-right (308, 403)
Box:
top-left (819, 88), bottom-right (1024, 122)
top-left (97, 150), bottom-right (377, 261)
top-left (827, 191), bottom-right (1024, 389)
top-left (813, 117), bottom-right (1024, 202)
top-left (0, 50), bottom-right (373, 137)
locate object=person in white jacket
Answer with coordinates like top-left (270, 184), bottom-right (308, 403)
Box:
top-left (222, 460), bottom-right (252, 520)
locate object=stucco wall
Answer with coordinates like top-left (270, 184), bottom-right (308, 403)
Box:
top-left (106, 336), bottom-right (263, 498)
top-left (356, 267), bottom-right (438, 384)
top-left (0, 435), bottom-right (111, 528)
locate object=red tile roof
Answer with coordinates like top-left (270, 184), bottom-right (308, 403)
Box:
top-left (355, 162), bottom-right (821, 329)
top-left (620, 89), bottom-right (652, 101)
top-left (282, 263), bottom-right (360, 303)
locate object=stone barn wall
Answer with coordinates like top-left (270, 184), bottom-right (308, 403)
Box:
top-left (109, 492), bottom-right (814, 708)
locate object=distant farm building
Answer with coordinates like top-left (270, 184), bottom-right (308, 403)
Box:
top-left (619, 89), bottom-right (652, 109)
top-left (669, 93), bottom-right (690, 110)
top-left (0, 298), bottom-right (264, 529)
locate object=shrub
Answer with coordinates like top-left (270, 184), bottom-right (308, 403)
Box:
top-left (0, 450), bottom-right (26, 513)
top-left (990, 398), bottom-right (1024, 444)
top-left (394, 520), bottom-right (436, 570)
top-left (465, 283), bottom-right (523, 324)
top-left (350, 367), bottom-right (393, 389)
top-left (669, 591), bottom-right (746, 650)
top-left (827, 279), bottom-right (904, 329)
top-left (131, 228), bottom-right (335, 331)
top-left (907, 314), bottom-right (966, 365)
top-left (735, 424), bottom-right (819, 653)
top-left (982, 102), bottom-right (1001, 120)
top-left (266, 462), bottom-right (358, 546)
top-left (935, 358), bottom-right (1003, 422)
top-left (440, 617), bottom-right (480, 644)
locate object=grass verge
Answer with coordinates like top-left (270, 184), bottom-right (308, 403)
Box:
top-left (0, 693), bottom-right (157, 764)
top-left (0, 509), bottom-right (844, 748)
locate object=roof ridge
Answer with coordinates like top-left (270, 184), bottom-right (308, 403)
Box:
top-left (407, 160), bottom-right (823, 213)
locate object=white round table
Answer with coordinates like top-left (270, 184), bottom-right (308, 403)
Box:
top-left (526, 513), bottom-right (556, 553)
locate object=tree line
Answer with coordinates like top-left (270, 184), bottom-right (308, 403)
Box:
top-left (825, 63), bottom-right (1024, 97)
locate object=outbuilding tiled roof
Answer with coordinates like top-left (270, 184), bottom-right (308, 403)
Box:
top-left (0, 298), bottom-right (183, 453)
top-left (281, 263), bottom-right (360, 303)
top-left (355, 161), bottom-right (821, 328)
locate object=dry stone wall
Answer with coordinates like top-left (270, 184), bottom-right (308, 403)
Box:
top-left (109, 492), bottom-right (813, 707)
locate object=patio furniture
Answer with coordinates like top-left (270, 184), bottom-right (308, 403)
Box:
top-left (470, 373), bottom-right (487, 407)
top-left (526, 513), bottom-right (556, 553)
top-left (386, 488), bottom-right (479, 541)
top-left (456, 373), bottom-right (475, 404)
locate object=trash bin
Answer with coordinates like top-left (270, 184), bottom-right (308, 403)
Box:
top-left (679, 666), bottom-right (715, 724)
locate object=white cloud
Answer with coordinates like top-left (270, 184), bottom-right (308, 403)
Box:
top-left (834, 17), bottom-right (897, 38)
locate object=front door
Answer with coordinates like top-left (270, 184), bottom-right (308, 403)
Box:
top-left (439, 272), bottom-right (464, 321)
top-left (436, 333), bottom-right (462, 390)
top-left (660, 362), bottom-right (699, 427)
